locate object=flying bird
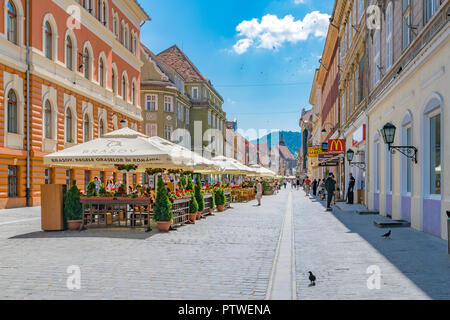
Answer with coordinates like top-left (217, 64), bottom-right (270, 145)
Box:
top-left (308, 271), bottom-right (316, 286)
top-left (381, 230), bottom-right (391, 239)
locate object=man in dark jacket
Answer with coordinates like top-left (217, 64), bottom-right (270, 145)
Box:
top-left (312, 179), bottom-right (318, 196)
top-left (325, 173), bottom-right (336, 210)
top-left (347, 173), bottom-right (356, 204)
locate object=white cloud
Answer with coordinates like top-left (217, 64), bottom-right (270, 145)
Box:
top-left (233, 11), bottom-right (330, 54)
top-left (233, 39), bottom-right (254, 55)
top-left (294, 0), bottom-right (306, 4)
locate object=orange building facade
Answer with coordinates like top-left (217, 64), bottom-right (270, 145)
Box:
top-left (0, 0), bottom-right (149, 208)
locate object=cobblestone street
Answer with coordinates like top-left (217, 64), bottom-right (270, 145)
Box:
top-left (0, 189), bottom-right (449, 300)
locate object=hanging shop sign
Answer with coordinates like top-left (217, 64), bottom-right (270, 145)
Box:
top-left (352, 124), bottom-right (366, 146)
top-left (308, 147), bottom-right (322, 158)
top-left (319, 161), bottom-right (339, 167)
top-left (318, 153), bottom-right (335, 160)
top-left (328, 139), bottom-right (346, 155)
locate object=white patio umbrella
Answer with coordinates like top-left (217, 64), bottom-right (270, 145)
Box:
top-left (43, 128), bottom-right (210, 171)
top-left (147, 136), bottom-right (221, 172)
top-left (211, 156), bottom-right (254, 175)
top-left (247, 164), bottom-right (277, 177)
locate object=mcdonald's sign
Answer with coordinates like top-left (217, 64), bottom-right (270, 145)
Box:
top-left (328, 139), bottom-right (345, 154)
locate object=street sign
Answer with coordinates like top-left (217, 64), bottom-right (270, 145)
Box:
top-left (321, 143), bottom-right (328, 152)
top-left (318, 153), bottom-right (335, 160)
top-left (328, 139), bottom-right (346, 154)
top-left (308, 147), bottom-right (322, 158)
top-left (319, 161), bottom-right (339, 167)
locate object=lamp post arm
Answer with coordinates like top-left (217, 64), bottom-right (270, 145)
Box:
top-left (388, 146), bottom-right (418, 164)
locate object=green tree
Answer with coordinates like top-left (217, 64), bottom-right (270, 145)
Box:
top-left (214, 188), bottom-right (226, 206)
top-left (209, 191), bottom-right (215, 209)
top-left (64, 180), bottom-right (82, 221)
top-left (178, 176), bottom-right (187, 191)
top-left (194, 175), bottom-right (204, 212)
top-left (186, 176), bottom-right (194, 191)
top-left (190, 194), bottom-right (199, 214)
top-left (153, 177), bottom-right (173, 222)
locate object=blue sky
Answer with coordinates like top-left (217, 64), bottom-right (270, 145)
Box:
top-left (138, 0), bottom-right (333, 140)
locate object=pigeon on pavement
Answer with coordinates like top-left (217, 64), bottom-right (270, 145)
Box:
top-left (308, 271), bottom-right (316, 286)
top-left (381, 230), bottom-right (391, 239)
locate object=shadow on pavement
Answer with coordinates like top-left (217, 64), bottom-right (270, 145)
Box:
top-left (308, 194), bottom-right (450, 300)
top-left (9, 227), bottom-right (160, 240)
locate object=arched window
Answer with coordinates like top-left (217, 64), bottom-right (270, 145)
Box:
top-left (66, 108), bottom-right (73, 143)
top-left (97, 0), bottom-right (101, 21)
top-left (99, 58), bottom-right (105, 87)
top-left (122, 75), bottom-right (127, 101)
top-left (102, 1), bottom-right (106, 25)
top-left (121, 22), bottom-right (125, 45)
top-left (131, 82), bottom-right (136, 105)
top-left (125, 26), bottom-right (129, 49)
top-left (385, 2), bottom-right (393, 70)
top-left (84, 114), bottom-right (91, 142)
top-left (99, 119), bottom-right (105, 137)
top-left (112, 68), bottom-right (116, 94)
top-left (373, 29), bottom-right (380, 86)
top-left (7, 90), bottom-right (17, 134)
top-left (84, 47), bottom-right (90, 79)
top-left (66, 36), bottom-right (73, 70)
top-left (44, 22), bottom-right (52, 60)
top-left (7, 1), bottom-right (17, 44)
top-left (44, 100), bottom-right (52, 139)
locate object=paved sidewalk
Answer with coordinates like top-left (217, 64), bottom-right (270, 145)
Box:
top-left (0, 194), bottom-right (286, 300)
top-left (0, 190), bottom-right (448, 300)
top-left (293, 190), bottom-right (450, 300)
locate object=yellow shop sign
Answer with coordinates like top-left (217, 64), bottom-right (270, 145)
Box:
top-left (308, 147), bottom-right (322, 158)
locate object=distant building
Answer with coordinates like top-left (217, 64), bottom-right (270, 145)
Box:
top-left (156, 45), bottom-right (226, 158)
top-left (140, 44), bottom-right (191, 148)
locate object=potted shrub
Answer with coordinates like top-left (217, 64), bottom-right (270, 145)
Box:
top-left (64, 180), bottom-right (83, 231)
top-left (215, 188), bottom-right (226, 212)
top-left (209, 191), bottom-right (215, 214)
top-left (178, 176), bottom-right (187, 191)
top-left (194, 176), bottom-right (204, 220)
top-left (186, 176), bottom-right (194, 192)
top-left (153, 177), bottom-right (173, 232)
top-left (189, 194), bottom-right (199, 223)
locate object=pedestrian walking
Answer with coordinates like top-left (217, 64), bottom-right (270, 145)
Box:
top-left (296, 178), bottom-right (300, 190)
top-left (304, 176), bottom-right (311, 196)
top-left (347, 173), bottom-right (356, 204)
top-left (312, 179), bottom-right (318, 196)
top-left (255, 179), bottom-right (263, 206)
top-left (325, 173), bottom-right (336, 210)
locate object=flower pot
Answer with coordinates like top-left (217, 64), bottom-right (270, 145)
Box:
top-left (196, 211), bottom-right (202, 220)
top-left (157, 221), bottom-right (171, 232)
top-left (189, 213), bottom-right (197, 223)
top-left (217, 205), bottom-right (225, 212)
top-left (67, 220), bottom-right (82, 231)
top-left (209, 208), bottom-right (213, 214)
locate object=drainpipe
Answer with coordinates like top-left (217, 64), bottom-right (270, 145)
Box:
top-left (26, 0), bottom-right (31, 207)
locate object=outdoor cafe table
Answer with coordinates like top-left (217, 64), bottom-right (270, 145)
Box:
top-left (80, 197), bottom-right (153, 229)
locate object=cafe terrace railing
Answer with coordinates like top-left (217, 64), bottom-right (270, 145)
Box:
top-left (80, 197), bottom-right (152, 229)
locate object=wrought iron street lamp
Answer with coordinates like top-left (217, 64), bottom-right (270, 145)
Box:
top-left (381, 122), bottom-right (418, 164)
top-left (346, 148), bottom-right (366, 170)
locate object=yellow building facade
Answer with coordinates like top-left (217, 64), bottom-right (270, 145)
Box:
top-left (366, 1), bottom-right (449, 240)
